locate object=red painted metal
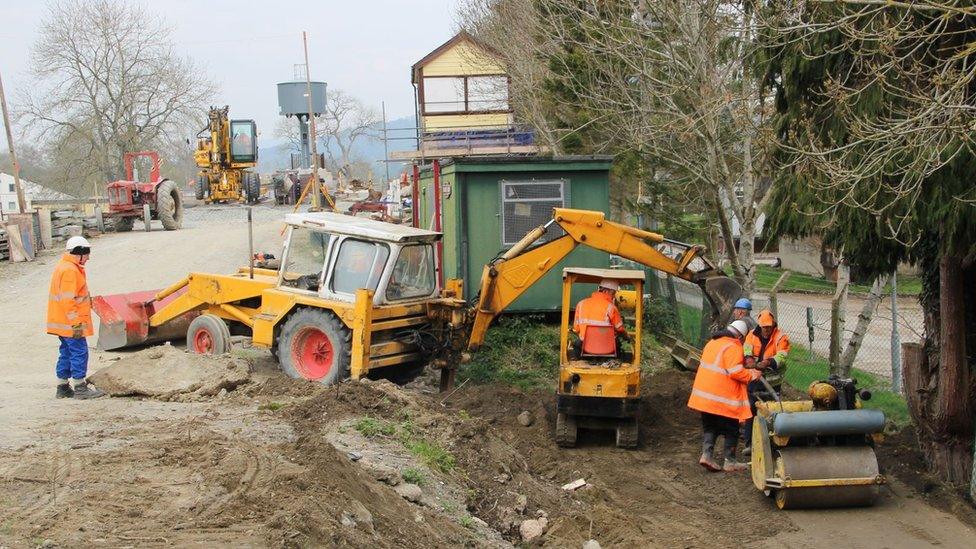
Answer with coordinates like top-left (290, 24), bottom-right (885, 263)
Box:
top-left (106, 150), bottom-right (164, 217)
top-left (292, 327), bottom-right (334, 380)
top-left (432, 159), bottom-right (444, 287)
top-left (92, 287), bottom-right (198, 350)
top-left (411, 164), bottom-right (420, 228)
top-left (192, 328), bottom-right (214, 354)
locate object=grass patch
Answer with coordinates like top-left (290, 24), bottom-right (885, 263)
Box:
top-left (407, 439), bottom-right (455, 473)
top-left (784, 345), bottom-right (910, 425)
top-left (258, 401), bottom-right (286, 412)
top-left (459, 515), bottom-right (475, 529)
top-left (354, 417), bottom-right (396, 438)
top-left (401, 467), bottom-right (427, 486)
top-left (677, 303), bottom-right (704, 346)
top-left (726, 265), bottom-right (921, 297)
top-left (460, 315), bottom-right (559, 390)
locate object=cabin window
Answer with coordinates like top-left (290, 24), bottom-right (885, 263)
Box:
top-left (331, 238), bottom-right (390, 295)
top-left (422, 75), bottom-right (510, 115)
top-left (387, 244), bottom-right (436, 301)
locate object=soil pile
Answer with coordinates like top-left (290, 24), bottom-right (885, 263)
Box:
top-left (90, 345), bottom-right (251, 400)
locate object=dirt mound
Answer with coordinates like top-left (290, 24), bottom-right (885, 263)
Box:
top-left (90, 345), bottom-right (251, 400)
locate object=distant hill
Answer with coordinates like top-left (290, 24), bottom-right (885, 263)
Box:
top-left (257, 115), bottom-right (418, 180)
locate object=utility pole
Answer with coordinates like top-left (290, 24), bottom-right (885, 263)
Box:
top-left (381, 101), bottom-right (390, 183)
top-left (0, 69), bottom-right (27, 213)
top-left (302, 31), bottom-right (321, 211)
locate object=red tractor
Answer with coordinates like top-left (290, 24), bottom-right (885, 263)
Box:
top-left (105, 151), bottom-right (183, 231)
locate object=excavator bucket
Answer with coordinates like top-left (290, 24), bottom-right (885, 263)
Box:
top-left (697, 271), bottom-right (743, 330)
top-left (92, 289), bottom-right (197, 351)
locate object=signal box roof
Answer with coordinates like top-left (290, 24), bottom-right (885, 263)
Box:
top-left (285, 212), bottom-right (442, 243)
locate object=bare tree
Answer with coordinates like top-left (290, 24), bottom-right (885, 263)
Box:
top-left (18, 0), bottom-right (216, 195)
top-left (317, 89), bottom-right (380, 181)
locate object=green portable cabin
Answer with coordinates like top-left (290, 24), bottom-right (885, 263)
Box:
top-left (416, 155), bottom-right (612, 312)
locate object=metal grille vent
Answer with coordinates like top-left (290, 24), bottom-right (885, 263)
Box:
top-left (500, 180), bottom-right (568, 245)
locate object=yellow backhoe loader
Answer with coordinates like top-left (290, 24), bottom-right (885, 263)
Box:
top-left (194, 106), bottom-right (261, 204)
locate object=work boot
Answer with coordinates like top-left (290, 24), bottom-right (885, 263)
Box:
top-left (699, 452), bottom-right (721, 472)
top-left (723, 457), bottom-right (749, 473)
top-left (742, 445), bottom-right (752, 457)
top-left (72, 381), bottom-right (105, 400)
top-left (56, 383), bottom-right (74, 399)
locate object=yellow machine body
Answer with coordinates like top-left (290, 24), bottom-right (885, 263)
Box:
top-left (194, 105), bottom-right (259, 203)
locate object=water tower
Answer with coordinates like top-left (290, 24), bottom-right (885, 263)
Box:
top-left (277, 72), bottom-right (327, 170)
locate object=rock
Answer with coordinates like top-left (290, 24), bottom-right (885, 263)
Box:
top-left (536, 509), bottom-right (548, 519)
top-left (583, 540), bottom-right (602, 549)
top-left (514, 494), bottom-right (528, 514)
top-left (347, 451), bottom-right (362, 461)
top-left (344, 499), bottom-right (373, 530)
top-left (493, 472), bottom-right (510, 484)
top-left (519, 517), bottom-right (548, 542)
top-left (395, 482), bottom-right (422, 503)
top-left (517, 410), bottom-right (534, 427)
top-left (217, 388), bottom-right (228, 398)
top-left (471, 516), bottom-right (489, 528)
top-left (40, 540), bottom-right (55, 548)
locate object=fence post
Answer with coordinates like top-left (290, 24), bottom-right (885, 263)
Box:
top-left (666, 274), bottom-right (679, 313)
top-left (806, 306), bottom-right (815, 352)
top-left (769, 270), bottom-right (792, 318)
top-left (891, 271), bottom-right (902, 393)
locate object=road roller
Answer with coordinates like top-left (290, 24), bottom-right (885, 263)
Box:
top-left (751, 375), bottom-right (887, 509)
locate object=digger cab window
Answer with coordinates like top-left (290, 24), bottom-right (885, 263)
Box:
top-left (280, 227), bottom-right (331, 292)
top-left (331, 239), bottom-right (390, 295)
top-left (387, 244), bottom-right (435, 301)
top-left (230, 120), bottom-right (257, 163)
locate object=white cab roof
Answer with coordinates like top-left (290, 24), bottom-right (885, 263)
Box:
top-left (285, 212), bottom-right (441, 243)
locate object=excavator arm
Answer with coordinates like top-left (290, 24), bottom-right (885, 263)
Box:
top-left (466, 208), bottom-right (741, 350)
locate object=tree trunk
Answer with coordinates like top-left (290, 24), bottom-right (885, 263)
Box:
top-left (838, 274), bottom-right (889, 374)
top-left (829, 262), bottom-right (849, 373)
top-left (737, 219), bottom-right (756, 296)
top-left (905, 249), bottom-right (975, 487)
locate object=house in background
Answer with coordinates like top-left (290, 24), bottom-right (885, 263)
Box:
top-left (0, 173), bottom-right (73, 218)
top-left (396, 31), bottom-right (542, 159)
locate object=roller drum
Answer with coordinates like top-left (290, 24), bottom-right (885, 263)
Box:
top-left (772, 409), bottom-right (886, 437)
top-left (773, 446), bottom-right (881, 509)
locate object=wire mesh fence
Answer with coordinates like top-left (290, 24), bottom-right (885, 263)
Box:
top-left (633, 267), bottom-right (922, 424)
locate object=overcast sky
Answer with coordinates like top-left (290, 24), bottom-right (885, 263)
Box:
top-left (0, 0), bottom-right (461, 149)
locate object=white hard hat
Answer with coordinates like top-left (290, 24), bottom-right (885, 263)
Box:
top-left (728, 320), bottom-right (749, 338)
top-left (65, 236), bottom-right (92, 251)
top-left (599, 279), bottom-right (620, 291)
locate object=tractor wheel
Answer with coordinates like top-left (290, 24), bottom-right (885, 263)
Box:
top-left (195, 175), bottom-right (207, 200)
top-left (555, 413), bottom-right (578, 448)
top-left (245, 172), bottom-right (261, 204)
top-left (277, 308), bottom-right (351, 385)
top-left (156, 179), bottom-right (183, 230)
top-left (187, 314), bottom-right (231, 355)
top-left (115, 216), bottom-right (135, 232)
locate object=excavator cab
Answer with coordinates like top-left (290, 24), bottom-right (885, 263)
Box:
top-left (229, 119), bottom-right (258, 165)
top-left (556, 268), bottom-right (644, 449)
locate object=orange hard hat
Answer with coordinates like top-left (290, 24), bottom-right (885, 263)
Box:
top-left (757, 309), bottom-right (775, 327)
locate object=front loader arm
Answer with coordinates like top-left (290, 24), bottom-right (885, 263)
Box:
top-left (465, 208), bottom-right (742, 351)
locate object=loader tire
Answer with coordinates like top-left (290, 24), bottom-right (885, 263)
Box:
top-left (195, 175), bottom-right (207, 200)
top-left (187, 314), bottom-right (231, 355)
top-left (277, 308), bottom-right (351, 385)
top-left (555, 413), bottom-right (578, 448)
top-left (156, 179), bottom-right (183, 230)
top-left (245, 172), bottom-right (261, 204)
top-left (114, 216), bottom-right (134, 232)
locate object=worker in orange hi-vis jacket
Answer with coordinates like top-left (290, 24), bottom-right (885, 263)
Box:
top-left (572, 279), bottom-right (630, 358)
top-left (688, 319), bottom-right (766, 472)
top-left (46, 236), bottom-right (104, 400)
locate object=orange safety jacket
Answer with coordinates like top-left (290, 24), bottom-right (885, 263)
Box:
top-left (46, 253), bottom-right (93, 338)
top-left (687, 335), bottom-right (759, 420)
top-left (744, 326), bottom-right (790, 386)
top-left (573, 290), bottom-right (625, 355)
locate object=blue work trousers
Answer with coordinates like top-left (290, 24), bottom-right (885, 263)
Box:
top-left (56, 336), bottom-right (89, 380)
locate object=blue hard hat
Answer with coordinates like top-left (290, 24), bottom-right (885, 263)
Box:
top-left (734, 298), bottom-right (753, 310)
